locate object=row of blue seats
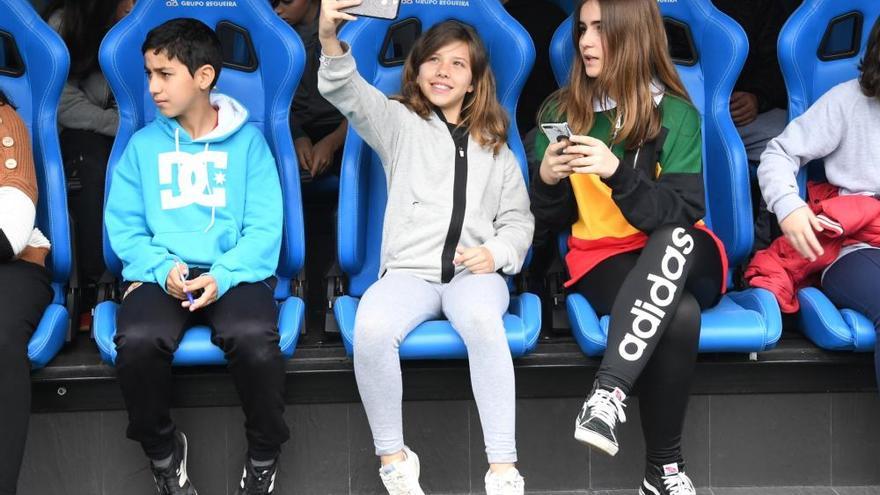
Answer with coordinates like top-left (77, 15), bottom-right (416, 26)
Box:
top-left (1, 0), bottom-right (876, 372)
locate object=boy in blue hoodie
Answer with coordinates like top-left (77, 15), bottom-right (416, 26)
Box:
top-left (104, 18), bottom-right (286, 495)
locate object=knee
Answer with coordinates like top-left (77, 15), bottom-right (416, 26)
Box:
top-left (662, 293), bottom-right (701, 347)
top-left (353, 316), bottom-right (401, 358)
top-left (115, 326), bottom-right (173, 364)
top-left (453, 312), bottom-right (507, 350)
top-left (221, 318), bottom-right (280, 365)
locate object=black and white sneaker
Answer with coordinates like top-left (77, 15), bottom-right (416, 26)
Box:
top-left (639, 462), bottom-right (696, 495)
top-left (150, 431), bottom-right (198, 495)
top-left (235, 458), bottom-right (278, 494)
top-left (573, 384), bottom-right (627, 456)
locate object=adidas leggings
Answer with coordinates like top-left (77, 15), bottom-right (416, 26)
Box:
top-left (572, 225), bottom-right (723, 465)
top-left (353, 270), bottom-right (517, 464)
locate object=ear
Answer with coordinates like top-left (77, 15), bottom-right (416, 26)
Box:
top-left (195, 64), bottom-right (216, 91)
top-left (467, 83), bottom-right (474, 94)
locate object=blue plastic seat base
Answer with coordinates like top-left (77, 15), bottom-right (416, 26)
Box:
top-left (566, 288), bottom-right (782, 357)
top-left (797, 287), bottom-right (875, 352)
top-left (334, 293), bottom-right (542, 360)
top-left (28, 303), bottom-right (69, 369)
top-left (93, 297), bottom-right (304, 365)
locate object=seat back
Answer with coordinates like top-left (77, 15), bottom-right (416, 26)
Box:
top-left (98, 0), bottom-right (306, 296)
top-left (549, 0), bottom-right (752, 266)
top-left (0, 0), bottom-right (71, 305)
top-left (779, 0), bottom-right (879, 121)
top-left (337, 2), bottom-right (535, 297)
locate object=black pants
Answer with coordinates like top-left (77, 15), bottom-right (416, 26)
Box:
top-left (114, 280), bottom-right (289, 461)
top-left (61, 129), bottom-right (112, 289)
top-left (573, 225), bottom-right (723, 465)
top-left (0, 231), bottom-right (53, 495)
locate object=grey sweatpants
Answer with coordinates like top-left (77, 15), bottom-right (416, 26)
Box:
top-left (353, 270), bottom-right (517, 464)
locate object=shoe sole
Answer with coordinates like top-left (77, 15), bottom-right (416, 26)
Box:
top-left (573, 427), bottom-right (619, 456)
top-left (179, 433), bottom-right (198, 495)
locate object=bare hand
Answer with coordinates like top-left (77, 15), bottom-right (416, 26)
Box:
top-left (538, 139), bottom-right (578, 185)
top-left (310, 135), bottom-right (340, 177)
top-left (182, 275), bottom-right (218, 311)
top-left (319, 0), bottom-right (361, 44)
top-left (730, 91), bottom-right (759, 126)
top-left (453, 246), bottom-right (495, 274)
top-left (294, 136), bottom-right (314, 172)
top-left (565, 134), bottom-right (620, 179)
top-left (165, 263), bottom-right (189, 301)
top-left (779, 206), bottom-right (825, 262)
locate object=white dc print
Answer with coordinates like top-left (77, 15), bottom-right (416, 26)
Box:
top-left (158, 150), bottom-right (228, 210)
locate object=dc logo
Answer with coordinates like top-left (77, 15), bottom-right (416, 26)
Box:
top-left (166, 0), bottom-right (178, 6)
top-left (158, 151), bottom-right (228, 210)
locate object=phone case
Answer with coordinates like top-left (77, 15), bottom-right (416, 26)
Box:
top-left (341, 0), bottom-right (401, 20)
top-left (541, 122), bottom-right (572, 143)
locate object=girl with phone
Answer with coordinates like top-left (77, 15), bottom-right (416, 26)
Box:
top-left (530, 1), bottom-right (725, 493)
top-left (318, 1), bottom-right (534, 494)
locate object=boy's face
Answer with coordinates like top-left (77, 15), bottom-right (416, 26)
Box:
top-left (144, 49), bottom-right (214, 118)
top-left (273, 0), bottom-right (313, 26)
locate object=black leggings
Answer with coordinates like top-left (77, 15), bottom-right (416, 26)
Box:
top-left (115, 280), bottom-right (289, 462)
top-left (0, 232), bottom-right (53, 495)
top-left (572, 224), bottom-right (723, 465)
top-left (61, 129), bottom-right (112, 288)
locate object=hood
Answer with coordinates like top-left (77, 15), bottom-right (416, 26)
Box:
top-left (154, 92), bottom-right (250, 144)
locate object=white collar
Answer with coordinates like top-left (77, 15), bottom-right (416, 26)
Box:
top-left (593, 79), bottom-right (666, 113)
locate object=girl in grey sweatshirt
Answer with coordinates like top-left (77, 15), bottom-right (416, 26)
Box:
top-left (317, 2), bottom-right (533, 494)
top-left (757, 16), bottom-right (880, 388)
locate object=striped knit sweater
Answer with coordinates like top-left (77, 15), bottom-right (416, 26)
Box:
top-left (530, 93), bottom-right (724, 287)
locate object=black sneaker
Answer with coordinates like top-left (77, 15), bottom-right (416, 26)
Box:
top-left (150, 431), bottom-right (198, 495)
top-left (573, 383), bottom-right (627, 456)
top-left (235, 458), bottom-right (278, 494)
top-left (639, 462), bottom-right (696, 495)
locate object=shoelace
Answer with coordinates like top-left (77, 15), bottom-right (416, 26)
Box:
top-left (155, 467), bottom-right (186, 494)
top-left (244, 467), bottom-right (274, 493)
top-left (584, 388), bottom-right (627, 427)
top-left (381, 468), bottom-right (417, 495)
top-left (661, 472), bottom-right (695, 495)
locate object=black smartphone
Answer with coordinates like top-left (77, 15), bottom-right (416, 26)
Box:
top-left (341, 0), bottom-right (401, 20)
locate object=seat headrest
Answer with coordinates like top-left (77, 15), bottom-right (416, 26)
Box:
top-left (779, 0), bottom-right (880, 118)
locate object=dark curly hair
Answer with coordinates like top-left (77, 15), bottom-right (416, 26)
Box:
top-left (859, 15), bottom-right (880, 100)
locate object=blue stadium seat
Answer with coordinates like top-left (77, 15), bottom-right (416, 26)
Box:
top-left (93, 0), bottom-right (306, 365)
top-left (550, 0), bottom-right (782, 356)
top-left (0, 0), bottom-right (72, 369)
top-left (778, 0), bottom-right (880, 351)
top-left (332, 2), bottom-right (542, 359)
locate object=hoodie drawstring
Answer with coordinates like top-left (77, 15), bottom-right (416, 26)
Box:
top-left (174, 127), bottom-right (216, 233)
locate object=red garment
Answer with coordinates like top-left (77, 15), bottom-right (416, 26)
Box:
top-left (564, 224), bottom-right (729, 295)
top-left (745, 182), bottom-right (880, 312)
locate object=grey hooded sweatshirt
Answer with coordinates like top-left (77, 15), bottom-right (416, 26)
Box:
top-left (317, 45), bottom-right (534, 283)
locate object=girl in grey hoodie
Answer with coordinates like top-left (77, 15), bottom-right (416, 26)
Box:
top-left (318, 2), bottom-right (534, 494)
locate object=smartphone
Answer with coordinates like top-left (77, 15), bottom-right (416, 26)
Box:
top-left (540, 122), bottom-right (572, 143)
top-left (341, 0), bottom-right (401, 20)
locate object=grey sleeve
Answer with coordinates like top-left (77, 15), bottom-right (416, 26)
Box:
top-left (57, 82), bottom-right (119, 137)
top-left (317, 44), bottom-right (403, 165)
top-left (483, 148), bottom-right (535, 275)
top-left (757, 86), bottom-right (847, 222)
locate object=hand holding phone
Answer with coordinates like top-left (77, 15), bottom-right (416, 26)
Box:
top-left (340, 0), bottom-right (401, 20)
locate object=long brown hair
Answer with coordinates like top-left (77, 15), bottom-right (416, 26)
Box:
top-left (541, 0), bottom-right (690, 149)
top-left (393, 20), bottom-right (509, 154)
top-left (859, 15), bottom-right (880, 101)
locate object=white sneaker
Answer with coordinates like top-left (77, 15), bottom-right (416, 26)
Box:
top-left (378, 446), bottom-right (425, 495)
top-left (485, 467), bottom-right (524, 495)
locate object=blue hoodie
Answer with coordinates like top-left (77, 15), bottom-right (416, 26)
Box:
top-left (105, 93), bottom-right (282, 298)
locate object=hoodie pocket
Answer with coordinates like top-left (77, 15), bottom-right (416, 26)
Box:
top-left (152, 227), bottom-right (239, 264)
